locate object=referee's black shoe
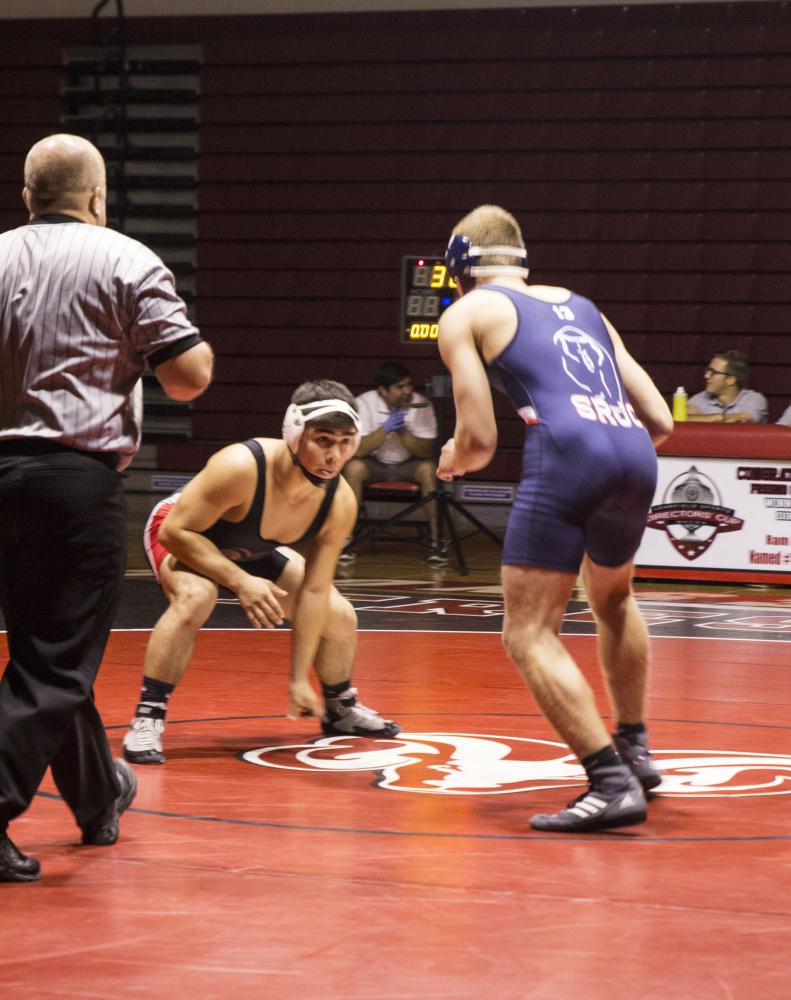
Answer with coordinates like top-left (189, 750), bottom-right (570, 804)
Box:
top-left (80, 759), bottom-right (137, 846)
top-left (0, 831), bottom-right (41, 883)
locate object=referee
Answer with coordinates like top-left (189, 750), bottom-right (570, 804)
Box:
top-left (0, 134), bottom-right (214, 882)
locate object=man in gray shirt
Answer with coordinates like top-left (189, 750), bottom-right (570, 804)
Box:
top-left (0, 134), bottom-right (214, 881)
top-left (687, 350), bottom-right (768, 423)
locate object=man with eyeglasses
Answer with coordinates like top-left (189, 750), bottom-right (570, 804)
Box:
top-left (687, 351), bottom-right (768, 423)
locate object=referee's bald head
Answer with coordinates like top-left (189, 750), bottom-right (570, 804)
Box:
top-left (23, 134), bottom-right (107, 226)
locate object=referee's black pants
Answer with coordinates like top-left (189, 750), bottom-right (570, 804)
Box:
top-left (0, 449), bottom-right (126, 832)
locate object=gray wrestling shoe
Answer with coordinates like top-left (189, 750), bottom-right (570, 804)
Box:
top-left (614, 731), bottom-right (662, 792)
top-left (321, 687), bottom-right (401, 738)
top-left (529, 771), bottom-right (646, 833)
top-left (123, 708), bottom-right (167, 764)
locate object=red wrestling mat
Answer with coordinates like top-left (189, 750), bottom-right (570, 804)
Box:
top-left (2, 629), bottom-right (790, 999)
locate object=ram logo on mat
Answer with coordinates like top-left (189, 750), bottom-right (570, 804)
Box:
top-left (242, 734), bottom-right (791, 798)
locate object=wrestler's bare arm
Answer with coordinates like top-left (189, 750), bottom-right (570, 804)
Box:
top-left (604, 316), bottom-right (674, 446)
top-left (436, 299), bottom-right (498, 479)
top-left (159, 444), bottom-right (287, 628)
top-left (288, 480), bottom-right (357, 716)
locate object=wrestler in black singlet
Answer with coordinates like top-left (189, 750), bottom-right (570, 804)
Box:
top-left (200, 438), bottom-right (340, 579)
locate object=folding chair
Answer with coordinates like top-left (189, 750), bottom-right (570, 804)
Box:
top-left (352, 480), bottom-right (428, 551)
top-left (351, 477), bottom-right (502, 575)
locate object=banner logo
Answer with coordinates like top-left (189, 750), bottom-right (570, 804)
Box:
top-left (646, 465), bottom-right (743, 560)
top-left (242, 733), bottom-right (791, 798)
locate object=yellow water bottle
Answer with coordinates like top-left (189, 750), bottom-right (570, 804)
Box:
top-left (672, 386), bottom-right (687, 422)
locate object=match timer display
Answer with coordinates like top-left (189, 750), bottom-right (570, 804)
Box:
top-left (400, 256), bottom-right (456, 344)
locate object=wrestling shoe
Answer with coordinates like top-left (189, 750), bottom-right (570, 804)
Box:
top-left (337, 541), bottom-right (356, 564)
top-left (0, 832), bottom-right (40, 883)
top-left (123, 706), bottom-right (167, 764)
top-left (614, 731), bottom-right (662, 792)
top-left (426, 542), bottom-right (448, 564)
top-left (81, 759), bottom-right (137, 846)
top-left (529, 771), bottom-right (646, 833)
top-left (321, 687), bottom-right (401, 738)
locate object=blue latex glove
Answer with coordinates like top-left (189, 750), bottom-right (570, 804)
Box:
top-left (382, 408), bottom-right (406, 433)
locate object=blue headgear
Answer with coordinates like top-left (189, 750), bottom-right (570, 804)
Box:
top-left (445, 234), bottom-right (529, 280)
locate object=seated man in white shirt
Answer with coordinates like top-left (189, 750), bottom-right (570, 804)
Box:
top-left (342, 362), bottom-right (446, 563)
top-left (687, 350), bottom-right (768, 423)
top-left (776, 404), bottom-right (791, 427)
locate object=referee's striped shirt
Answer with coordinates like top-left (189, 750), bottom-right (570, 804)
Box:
top-left (0, 214), bottom-right (202, 470)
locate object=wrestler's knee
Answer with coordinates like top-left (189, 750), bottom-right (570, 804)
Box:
top-left (501, 618), bottom-right (541, 675)
top-left (582, 556), bottom-right (635, 621)
top-left (586, 579), bottom-right (634, 623)
top-left (168, 575), bottom-right (218, 629)
top-left (325, 590), bottom-right (357, 638)
top-left (501, 624), bottom-right (523, 668)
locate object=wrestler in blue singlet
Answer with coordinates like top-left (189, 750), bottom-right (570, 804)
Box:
top-left (485, 285), bottom-right (658, 572)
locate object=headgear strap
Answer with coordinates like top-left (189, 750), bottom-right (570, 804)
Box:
top-left (445, 234), bottom-right (529, 279)
top-left (283, 399), bottom-right (360, 449)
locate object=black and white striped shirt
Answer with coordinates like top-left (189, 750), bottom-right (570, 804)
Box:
top-left (0, 215), bottom-right (201, 469)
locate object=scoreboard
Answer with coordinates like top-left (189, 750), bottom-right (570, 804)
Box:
top-left (400, 256), bottom-right (456, 344)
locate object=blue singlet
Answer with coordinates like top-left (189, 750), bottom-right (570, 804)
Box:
top-left (484, 285), bottom-right (658, 572)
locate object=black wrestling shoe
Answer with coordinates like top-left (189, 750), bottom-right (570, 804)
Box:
top-left (321, 687), bottom-right (401, 738)
top-left (0, 832), bottom-right (41, 883)
top-left (529, 772), bottom-right (646, 833)
top-left (614, 732), bottom-right (662, 792)
top-left (81, 759), bottom-right (137, 846)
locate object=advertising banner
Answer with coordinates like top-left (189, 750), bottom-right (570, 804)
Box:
top-left (635, 456), bottom-right (791, 576)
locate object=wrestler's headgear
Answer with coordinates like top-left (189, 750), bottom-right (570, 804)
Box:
top-left (445, 234), bottom-right (529, 280)
top-left (282, 398), bottom-right (361, 487)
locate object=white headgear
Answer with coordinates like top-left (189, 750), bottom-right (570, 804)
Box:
top-left (282, 398), bottom-right (361, 453)
top-left (468, 244), bottom-right (529, 279)
top-left (445, 233), bottom-right (529, 279)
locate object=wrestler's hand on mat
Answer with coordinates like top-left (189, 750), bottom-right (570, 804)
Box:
top-left (235, 576), bottom-right (287, 629)
top-left (437, 438), bottom-right (461, 481)
top-left (287, 679), bottom-right (322, 719)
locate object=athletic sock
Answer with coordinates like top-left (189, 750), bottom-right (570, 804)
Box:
top-left (581, 744), bottom-right (632, 790)
top-left (581, 744), bottom-right (622, 774)
top-left (135, 675), bottom-right (175, 718)
top-left (616, 721), bottom-right (647, 743)
top-left (321, 679), bottom-right (352, 700)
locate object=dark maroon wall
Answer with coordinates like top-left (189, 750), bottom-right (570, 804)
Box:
top-left (1, 4), bottom-right (790, 477)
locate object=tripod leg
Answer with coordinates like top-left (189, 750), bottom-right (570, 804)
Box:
top-left (436, 491), bottom-right (469, 575)
top-left (352, 495), bottom-right (430, 549)
top-left (445, 497), bottom-right (503, 547)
